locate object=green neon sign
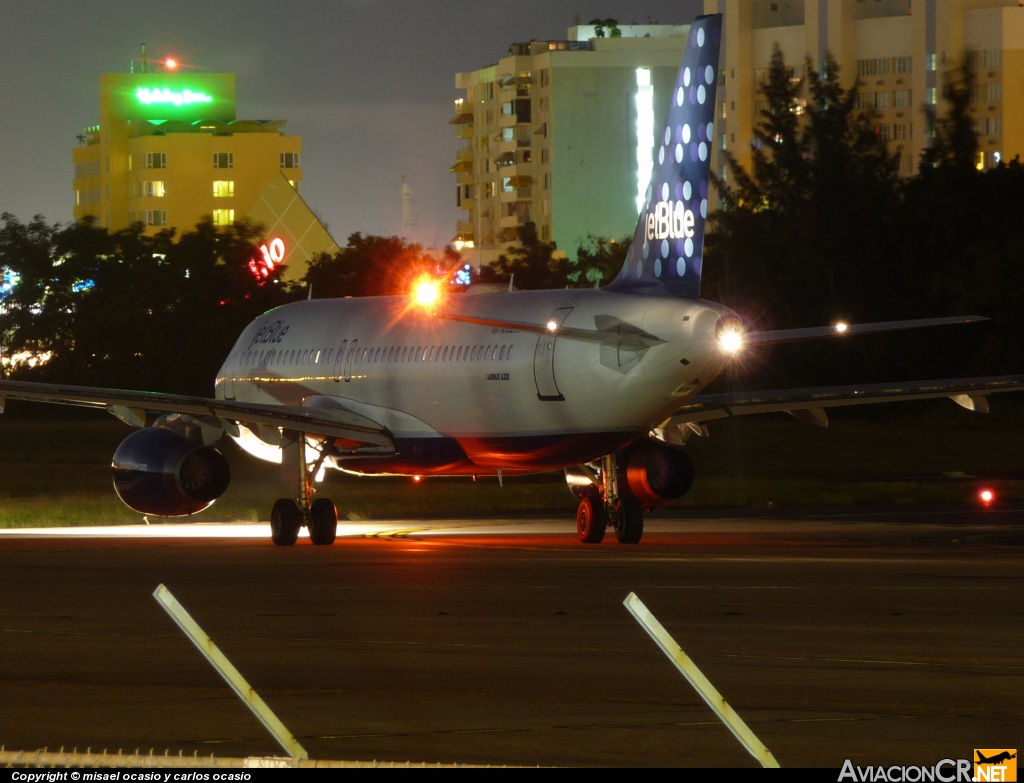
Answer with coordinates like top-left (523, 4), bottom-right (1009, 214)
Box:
top-left (135, 87), bottom-right (213, 106)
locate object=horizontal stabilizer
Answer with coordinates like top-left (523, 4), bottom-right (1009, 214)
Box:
top-left (670, 375), bottom-right (1024, 425)
top-left (746, 315), bottom-right (987, 346)
top-left (437, 313), bottom-right (664, 349)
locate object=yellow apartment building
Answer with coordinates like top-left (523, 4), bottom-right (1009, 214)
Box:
top-left (71, 57), bottom-right (340, 281)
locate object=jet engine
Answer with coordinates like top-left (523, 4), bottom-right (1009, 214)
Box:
top-left (112, 427), bottom-right (231, 516)
top-left (625, 441), bottom-right (695, 511)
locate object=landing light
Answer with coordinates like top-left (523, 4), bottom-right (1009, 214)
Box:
top-left (835, 321), bottom-right (849, 333)
top-left (718, 329), bottom-right (744, 355)
top-left (546, 320), bottom-right (558, 332)
top-left (165, 57), bottom-right (178, 70)
top-left (412, 277), bottom-right (440, 308)
top-left (978, 488), bottom-right (995, 506)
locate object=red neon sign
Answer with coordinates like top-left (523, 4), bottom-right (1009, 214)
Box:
top-left (248, 237), bottom-right (286, 282)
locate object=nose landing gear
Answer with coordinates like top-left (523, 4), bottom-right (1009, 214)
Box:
top-left (271, 429), bottom-right (338, 546)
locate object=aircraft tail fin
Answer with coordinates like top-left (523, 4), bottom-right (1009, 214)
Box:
top-left (606, 14), bottom-right (722, 298)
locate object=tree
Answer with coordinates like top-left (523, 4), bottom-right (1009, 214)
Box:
top-left (571, 235), bottom-right (630, 287)
top-left (708, 51), bottom-right (901, 332)
top-left (303, 233), bottom-right (458, 299)
top-left (0, 214), bottom-right (296, 395)
top-left (486, 222), bottom-right (574, 289)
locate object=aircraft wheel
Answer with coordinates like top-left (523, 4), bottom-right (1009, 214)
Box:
top-left (617, 498), bottom-right (644, 544)
top-left (270, 498), bottom-right (302, 546)
top-left (308, 497), bottom-right (338, 546)
top-left (576, 496), bottom-right (606, 544)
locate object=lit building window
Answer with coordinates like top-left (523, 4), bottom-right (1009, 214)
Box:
top-left (213, 152), bottom-right (234, 169)
top-left (142, 181), bottom-right (166, 198)
top-left (212, 209), bottom-right (235, 226)
top-left (212, 180), bottom-right (235, 198)
top-left (145, 210), bottom-right (167, 227)
top-left (288, 180), bottom-right (299, 192)
top-left (635, 67), bottom-right (654, 214)
top-left (280, 152), bottom-right (300, 169)
top-left (926, 87), bottom-right (937, 105)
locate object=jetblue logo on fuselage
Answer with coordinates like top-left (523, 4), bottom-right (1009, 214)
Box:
top-left (248, 319), bottom-right (289, 349)
top-left (646, 201), bottom-right (695, 241)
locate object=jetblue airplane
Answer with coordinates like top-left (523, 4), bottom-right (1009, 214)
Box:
top-left (1, 14), bottom-right (1021, 545)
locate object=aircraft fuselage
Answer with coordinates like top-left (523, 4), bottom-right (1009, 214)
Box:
top-left (215, 288), bottom-right (734, 476)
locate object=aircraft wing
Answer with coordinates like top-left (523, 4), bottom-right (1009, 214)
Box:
top-left (0, 379), bottom-right (394, 449)
top-left (669, 375), bottom-right (1024, 427)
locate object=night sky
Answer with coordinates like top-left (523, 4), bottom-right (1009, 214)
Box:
top-left (0, 0), bottom-right (703, 248)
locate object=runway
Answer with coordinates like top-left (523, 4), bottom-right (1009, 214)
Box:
top-left (0, 509), bottom-right (1020, 767)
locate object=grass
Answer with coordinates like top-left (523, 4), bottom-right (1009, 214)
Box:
top-left (1, 398), bottom-right (1023, 527)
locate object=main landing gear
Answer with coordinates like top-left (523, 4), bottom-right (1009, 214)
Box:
top-left (570, 453), bottom-right (644, 545)
top-left (271, 430), bottom-right (338, 546)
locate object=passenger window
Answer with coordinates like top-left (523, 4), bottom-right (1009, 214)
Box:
top-left (401, 347), bottom-right (408, 361)
top-left (457, 346), bottom-right (463, 361)
top-left (442, 346), bottom-right (449, 361)
top-left (508, 345), bottom-right (514, 360)
top-left (470, 346), bottom-right (477, 361)
top-left (326, 349), bottom-right (333, 363)
top-left (500, 345), bottom-right (507, 360)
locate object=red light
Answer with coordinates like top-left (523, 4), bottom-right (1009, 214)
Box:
top-left (165, 58), bottom-right (178, 70)
top-left (978, 488), bottom-right (995, 506)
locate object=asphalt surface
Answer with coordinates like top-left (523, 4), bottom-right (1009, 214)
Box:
top-left (0, 510), bottom-right (1021, 767)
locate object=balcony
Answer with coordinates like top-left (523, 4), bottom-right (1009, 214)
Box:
top-left (449, 148), bottom-right (474, 174)
top-left (449, 107), bottom-right (473, 126)
top-left (455, 124), bottom-right (474, 139)
top-left (494, 151), bottom-right (516, 168)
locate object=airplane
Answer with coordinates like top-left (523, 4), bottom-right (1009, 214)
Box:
top-left (976, 752), bottom-right (1016, 765)
top-left (1, 13), bottom-right (1022, 546)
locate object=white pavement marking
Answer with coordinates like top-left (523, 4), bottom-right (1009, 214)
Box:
top-left (623, 591), bottom-right (781, 769)
top-left (152, 584), bottom-right (309, 760)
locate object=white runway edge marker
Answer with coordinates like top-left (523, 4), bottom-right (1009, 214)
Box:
top-left (152, 584), bottom-right (309, 760)
top-left (623, 592), bottom-right (780, 768)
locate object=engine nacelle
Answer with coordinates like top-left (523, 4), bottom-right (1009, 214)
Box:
top-left (625, 441), bottom-right (695, 511)
top-left (112, 427), bottom-right (231, 516)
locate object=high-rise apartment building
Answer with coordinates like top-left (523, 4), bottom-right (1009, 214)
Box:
top-left (454, 2), bottom-right (1024, 265)
top-left (72, 56), bottom-right (337, 281)
top-left (452, 26), bottom-right (690, 265)
top-left (706, 0), bottom-right (1024, 183)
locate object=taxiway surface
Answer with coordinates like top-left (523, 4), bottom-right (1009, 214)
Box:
top-left (0, 509), bottom-right (1020, 767)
